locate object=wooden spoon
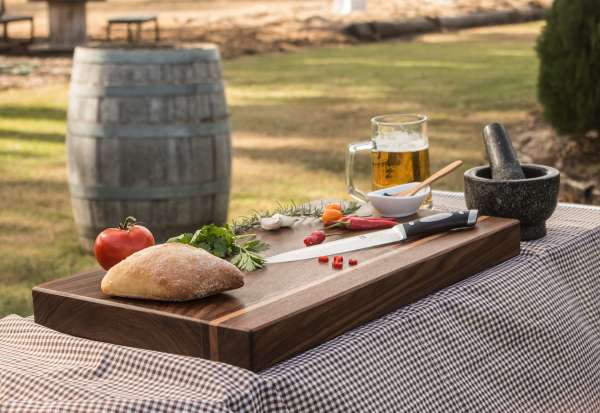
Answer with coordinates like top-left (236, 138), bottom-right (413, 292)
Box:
top-left (393, 160), bottom-right (463, 197)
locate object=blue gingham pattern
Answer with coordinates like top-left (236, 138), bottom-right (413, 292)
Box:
top-left (2, 192), bottom-right (600, 412)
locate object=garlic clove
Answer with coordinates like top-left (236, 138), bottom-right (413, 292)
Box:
top-left (274, 214), bottom-right (299, 227)
top-left (291, 216), bottom-right (320, 228)
top-left (260, 215), bottom-right (283, 230)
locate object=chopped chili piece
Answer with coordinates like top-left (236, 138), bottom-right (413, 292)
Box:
top-left (304, 236), bottom-right (316, 246)
top-left (333, 261), bottom-right (343, 270)
top-left (349, 258), bottom-right (358, 266)
top-left (311, 231), bottom-right (326, 243)
top-left (304, 230), bottom-right (327, 247)
top-left (318, 256), bottom-right (329, 263)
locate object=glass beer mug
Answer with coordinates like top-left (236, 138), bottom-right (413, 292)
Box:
top-left (346, 114), bottom-right (432, 208)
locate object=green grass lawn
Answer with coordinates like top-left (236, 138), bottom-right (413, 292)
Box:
top-left (0, 23), bottom-right (542, 317)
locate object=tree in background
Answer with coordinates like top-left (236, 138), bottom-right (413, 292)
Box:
top-left (516, 0), bottom-right (600, 205)
top-left (537, 0), bottom-right (600, 136)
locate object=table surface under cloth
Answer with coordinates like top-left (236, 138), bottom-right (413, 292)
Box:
top-left (2, 192), bottom-right (600, 413)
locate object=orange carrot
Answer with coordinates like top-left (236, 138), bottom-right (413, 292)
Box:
top-left (321, 208), bottom-right (343, 224)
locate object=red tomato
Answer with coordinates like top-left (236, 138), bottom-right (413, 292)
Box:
top-left (94, 216), bottom-right (155, 270)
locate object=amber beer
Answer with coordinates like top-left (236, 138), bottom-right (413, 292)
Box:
top-left (371, 148), bottom-right (430, 189)
top-left (371, 146), bottom-right (432, 207)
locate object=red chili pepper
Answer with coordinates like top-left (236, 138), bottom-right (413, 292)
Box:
top-left (318, 256), bottom-right (329, 263)
top-left (349, 258), bottom-right (358, 266)
top-left (340, 216), bottom-right (396, 222)
top-left (340, 217), bottom-right (398, 231)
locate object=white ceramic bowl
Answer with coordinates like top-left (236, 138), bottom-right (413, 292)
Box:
top-left (367, 182), bottom-right (430, 217)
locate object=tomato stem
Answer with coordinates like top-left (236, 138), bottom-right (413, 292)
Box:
top-left (119, 216), bottom-right (138, 230)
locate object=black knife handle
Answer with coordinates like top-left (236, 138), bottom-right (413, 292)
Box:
top-left (403, 210), bottom-right (478, 238)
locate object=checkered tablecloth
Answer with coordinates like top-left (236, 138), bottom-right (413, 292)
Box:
top-left (2, 192), bottom-right (600, 412)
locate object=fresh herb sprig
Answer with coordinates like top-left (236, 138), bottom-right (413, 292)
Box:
top-left (231, 200), bottom-right (360, 235)
top-left (167, 225), bottom-right (269, 272)
top-left (230, 238), bottom-right (269, 272)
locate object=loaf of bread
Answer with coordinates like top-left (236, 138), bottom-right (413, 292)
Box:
top-left (101, 243), bottom-right (244, 301)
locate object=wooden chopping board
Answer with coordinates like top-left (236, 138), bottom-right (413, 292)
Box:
top-left (33, 212), bottom-right (520, 371)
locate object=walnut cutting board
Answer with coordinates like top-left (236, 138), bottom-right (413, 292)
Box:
top-left (33, 213), bottom-right (520, 372)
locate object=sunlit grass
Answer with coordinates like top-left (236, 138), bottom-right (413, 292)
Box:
top-left (0, 22), bottom-right (542, 316)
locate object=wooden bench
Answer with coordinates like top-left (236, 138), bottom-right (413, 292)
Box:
top-left (0, 0), bottom-right (34, 42)
top-left (106, 15), bottom-right (159, 42)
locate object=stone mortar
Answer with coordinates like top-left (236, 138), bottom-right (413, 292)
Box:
top-left (464, 164), bottom-right (560, 241)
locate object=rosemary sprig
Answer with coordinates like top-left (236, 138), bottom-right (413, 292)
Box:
top-left (231, 200), bottom-right (360, 234)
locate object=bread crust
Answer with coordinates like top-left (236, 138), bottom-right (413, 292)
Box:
top-left (101, 243), bottom-right (244, 301)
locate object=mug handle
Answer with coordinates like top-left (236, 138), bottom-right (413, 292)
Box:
top-left (346, 141), bottom-right (374, 203)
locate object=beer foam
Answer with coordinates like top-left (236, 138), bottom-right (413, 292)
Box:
top-left (374, 131), bottom-right (428, 152)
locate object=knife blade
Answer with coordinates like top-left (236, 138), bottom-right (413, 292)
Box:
top-left (266, 210), bottom-right (479, 264)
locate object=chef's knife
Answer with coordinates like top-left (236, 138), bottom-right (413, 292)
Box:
top-left (266, 210), bottom-right (479, 264)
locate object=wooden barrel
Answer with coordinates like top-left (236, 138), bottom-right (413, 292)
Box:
top-left (67, 46), bottom-right (231, 250)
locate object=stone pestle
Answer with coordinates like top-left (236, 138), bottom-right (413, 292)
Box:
top-left (482, 123), bottom-right (525, 180)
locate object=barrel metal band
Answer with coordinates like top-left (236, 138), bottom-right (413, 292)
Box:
top-left (68, 120), bottom-right (229, 139)
top-left (70, 83), bottom-right (224, 98)
top-left (74, 48), bottom-right (221, 64)
top-left (69, 179), bottom-right (229, 201)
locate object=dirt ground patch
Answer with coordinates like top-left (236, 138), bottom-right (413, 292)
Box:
top-left (1, 0), bottom-right (550, 90)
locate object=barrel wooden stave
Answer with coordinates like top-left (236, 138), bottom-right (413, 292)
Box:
top-left (68, 136), bottom-right (219, 187)
top-left (70, 61), bottom-right (223, 88)
top-left (67, 46), bottom-right (230, 250)
top-left (69, 94), bottom-right (226, 124)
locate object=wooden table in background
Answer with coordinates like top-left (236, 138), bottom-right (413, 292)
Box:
top-left (30, 0), bottom-right (105, 49)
